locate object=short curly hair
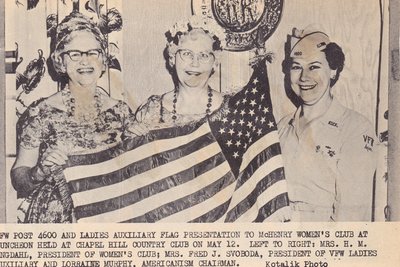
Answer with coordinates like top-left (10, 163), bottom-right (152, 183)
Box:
top-left (322, 43), bottom-right (345, 86)
top-left (51, 12), bottom-right (107, 75)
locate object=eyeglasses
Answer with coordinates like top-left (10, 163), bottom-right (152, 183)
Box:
top-left (177, 49), bottom-right (215, 64)
top-left (61, 49), bottom-right (102, 61)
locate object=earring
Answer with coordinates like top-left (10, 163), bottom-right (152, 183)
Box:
top-left (169, 56), bottom-right (175, 69)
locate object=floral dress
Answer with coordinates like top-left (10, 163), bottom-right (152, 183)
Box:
top-left (17, 96), bottom-right (135, 223)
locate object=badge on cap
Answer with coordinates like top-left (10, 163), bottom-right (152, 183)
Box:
top-left (290, 27), bottom-right (330, 58)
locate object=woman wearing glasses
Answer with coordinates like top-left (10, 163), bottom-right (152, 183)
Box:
top-left (11, 12), bottom-right (139, 223)
top-left (135, 16), bottom-right (225, 127)
top-left (134, 16), bottom-right (290, 222)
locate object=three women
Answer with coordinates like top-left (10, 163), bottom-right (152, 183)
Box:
top-left (11, 12), bottom-right (377, 222)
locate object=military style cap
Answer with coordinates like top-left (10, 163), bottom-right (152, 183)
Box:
top-left (290, 27), bottom-right (330, 58)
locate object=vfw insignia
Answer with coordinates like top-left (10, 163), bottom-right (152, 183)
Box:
top-left (193, 0), bottom-right (284, 51)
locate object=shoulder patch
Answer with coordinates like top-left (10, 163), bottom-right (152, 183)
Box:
top-left (363, 134), bottom-right (374, 151)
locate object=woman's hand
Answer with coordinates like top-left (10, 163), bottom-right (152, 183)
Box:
top-left (31, 148), bottom-right (68, 183)
top-left (41, 148), bottom-right (68, 168)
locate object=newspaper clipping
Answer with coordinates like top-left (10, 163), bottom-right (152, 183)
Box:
top-left (2, 0), bottom-right (400, 266)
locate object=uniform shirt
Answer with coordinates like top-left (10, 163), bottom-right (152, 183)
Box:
top-left (278, 98), bottom-right (376, 221)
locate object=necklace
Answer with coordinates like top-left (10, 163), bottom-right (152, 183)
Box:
top-left (62, 85), bottom-right (103, 122)
top-left (171, 86), bottom-right (213, 122)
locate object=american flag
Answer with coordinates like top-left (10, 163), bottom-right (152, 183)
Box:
top-left (209, 58), bottom-right (289, 222)
top-left (65, 121), bottom-right (239, 223)
top-left (63, 59), bottom-right (288, 223)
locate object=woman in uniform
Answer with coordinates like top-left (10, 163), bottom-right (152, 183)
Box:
top-left (278, 28), bottom-right (377, 221)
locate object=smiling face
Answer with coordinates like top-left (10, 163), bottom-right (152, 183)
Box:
top-left (174, 30), bottom-right (217, 89)
top-left (290, 51), bottom-right (336, 105)
top-left (61, 31), bottom-right (105, 88)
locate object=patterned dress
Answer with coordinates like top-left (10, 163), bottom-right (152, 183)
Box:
top-left (17, 94), bottom-right (135, 223)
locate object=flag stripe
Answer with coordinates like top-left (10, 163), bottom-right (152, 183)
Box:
top-left (74, 152), bottom-right (227, 218)
top-left (225, 167), bottom-right (285, 221)
top-left (65, 122), bottom-right (212, 181)
top-left (69, 133), bottom-right (216, 193)
top-left (71, 142), bottom-right (223, 207)
top-left (67, 123), bottom-right (208, 167)
top-left (255, 193), bottom-right (290, 222)
top-left (239, 130), bottom-right (280, 173)
top-left (226, 155), bottom-right (283, 210)
top-left (67, 143), bottom-right (124, 167)
top-left (236, 142), bottom-right (282, 188)
top-left (131, 173), bottom-right (236, 223)
top-left (77, 161), bottom-right (233, 223)
top-left (189, 200), bottom-right (232, 223)
top-left (226, 179), bottom-right (288, 222)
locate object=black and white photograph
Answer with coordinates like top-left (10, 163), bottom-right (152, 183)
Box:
top-left (1, 0), bottom-right (399, 266)
top-left (3, 0), bottom-right (391, 223)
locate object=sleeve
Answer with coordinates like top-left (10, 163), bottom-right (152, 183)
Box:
top-left (134, 95), bottom-right (161, 124)
top-left (133, 95), bottom-right (169, 132)
top-left (117, 99), bottom-right (159, 140)
top-left (114, 101), bottom-right (138, 140)
top-left (17, 101), bottom-right (46, 150)
top-left (11, 166), bottom-right (40, 199)
top-left (277, 114), bottom-right (292, 137)
top-left (334, 116), bottom-right (377, 221)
